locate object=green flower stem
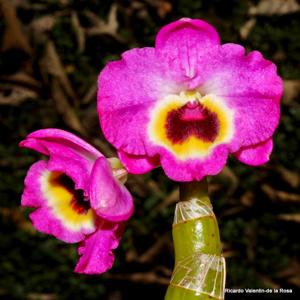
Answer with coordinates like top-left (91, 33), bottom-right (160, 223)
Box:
top-left (165, 180), bottom-right (225, 300)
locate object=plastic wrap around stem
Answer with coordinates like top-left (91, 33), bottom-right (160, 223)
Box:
top-left (165, 182), bottom-right (226, 300)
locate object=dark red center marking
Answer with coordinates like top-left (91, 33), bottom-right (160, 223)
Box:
top-left (53, 174), bottom-right (90, 215)
top-left (165, 101), bottom-right (219, 144)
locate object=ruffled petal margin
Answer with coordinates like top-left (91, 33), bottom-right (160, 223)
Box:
top-left (30, 206), bottom-right (88, 243)
top-left (159, 145), bottom-right (229, 182)
top-left (75, 221), bottom-right (125, 274)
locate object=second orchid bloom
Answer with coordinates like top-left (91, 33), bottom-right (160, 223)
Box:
top-left (20, 129), bottom-right (134, 274)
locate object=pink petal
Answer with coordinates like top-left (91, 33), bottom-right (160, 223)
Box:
top-left (199, 43), bottom-right (282, 151)
top-left (20, 129), bottom-right (102, 191)
top-left (159, 145), bottom-right (229, 182)
top-left (75, 221), bottom-right (125, 274)
top-left (21, 160), bottom-right (48, 208)
top-left (22, 160), bottom-right (96, 243)
top-left (89, 157), bottom-right (134, 222)
top-left (30, 206), bottom-right (90, 243)
top-left (118, 150), bottom-right (159, 174)
top-left (20, 128), bottom-right (101, 158)
top-left (155, 18), bottom-right (220, 87)
top-left (98, 47), bottom-right (180, 156)
top-left (233, 138), bottom-right (273, 166)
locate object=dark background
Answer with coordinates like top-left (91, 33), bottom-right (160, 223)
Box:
top-left (0, 0), bottom-right (300, 299)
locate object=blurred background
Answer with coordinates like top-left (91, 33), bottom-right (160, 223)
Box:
top-left (0, 0), bottom-right (300, 299)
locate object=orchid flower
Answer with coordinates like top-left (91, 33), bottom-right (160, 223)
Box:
top-left (20, 129), bottom-right (134, 274)
top-left (97, 18), bottom-right (282, 182)
top-left (96, 18), bottom-right (283, 299)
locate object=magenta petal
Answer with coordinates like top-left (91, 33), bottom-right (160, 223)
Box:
top-left (199, 44), bottom-right (282, 151)
top-left (20, 128), bottom-right (101, 158)
top-left (98, 47), bottom-right (179, 156)
top-left (156, 18), bottom-right (220, 50)
top-left (20, 129), bottom-right (102, 191)
top-left (21, 160), bottom-right (95, 243)
top-left (155, 18), bottom-right (220, 85)
top-left (21, 160), bottom-right (48, 208)
top-left (233, 138), bottom-right (273, 166)
top-left (118, 150), bottom-right (159, 174)
top-left (75, 221), bottom-right (125, 274)
top-left (159, 145), bottom-right (229, 182)
top-left (89, 157), bottom-right (134, 222)
top-left (30, 207), bottom-right (87, 243)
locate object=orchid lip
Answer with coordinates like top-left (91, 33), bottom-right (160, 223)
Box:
top-left (41, 171), bottom-right (96, 232)
top-left (52, 173), bottom-right (91, 214)
top-left (148, 92), bottom-right (234, 159)
top-left (166, 100), bottom-right (219, 144)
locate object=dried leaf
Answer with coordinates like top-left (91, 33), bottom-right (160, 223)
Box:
top-left (30, 15), bottom-right (56, 35)
top-left (249, 0), bottom-right (300, 16)
top-left (275, 165), bottom-right (299, 188)
top-left (41, 41), bottom-right (78, 103)
top-left (58, 0), bottom-right (70, 5)
top-left (40, 41), bottom-right (86, 135)
top-left (276, 260), bottom-right (300, 287)
top-left (154, 265), bottom-right (173, 277)
top-left (152, 188), bottom-right (179, 213)
top-left (0, 84), bottom-right (37, 105)
top-left (0, 72), bottom-right (41, 89)
top-left (51, 77), bottom-right (86, 136)
top-left (220, 206), bottom-right (245, 217)
top-left (28, 293), bottom-right (57, 300)
top-left (82, 83), bottom-right (97, 104)
top-left (71, 11), bottom-right (85, 52)
top-left (240, 191), bottom-right (255, 207)
top-left (138, 234), bottom-right (169, 264)
top-left (147, 179), bottom-right (164, 198)
top-left (222, 249), bottom-right (238, 258)
top-left (257, 274), bottom-right (280, 289)
top-left (156, 1), bottom-right (173, 18)
top-left (283, 79), bottom-right (300, 105)
top-left (261, 184), bottom-right (300, 202)
top-left (218, 166), bottom-right (239, 196)
top-left (0, 0), bottom-right (32, 54)
top-left (239, 18), bottom-right (256, 40)
top-left (91, 138), bottom-right (115, 157)
top-left (278, 213), bottom-right (300, 222)
top-left (85, 4), bottom-right (124, 42)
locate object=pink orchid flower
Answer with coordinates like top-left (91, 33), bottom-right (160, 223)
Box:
top-left (20, 129), bottom-right (134, 274)
top-left (97, 18), bottom-right (283, 182)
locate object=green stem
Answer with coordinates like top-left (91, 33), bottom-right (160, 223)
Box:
top-left (165, 180), bottom-right (225, 300)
